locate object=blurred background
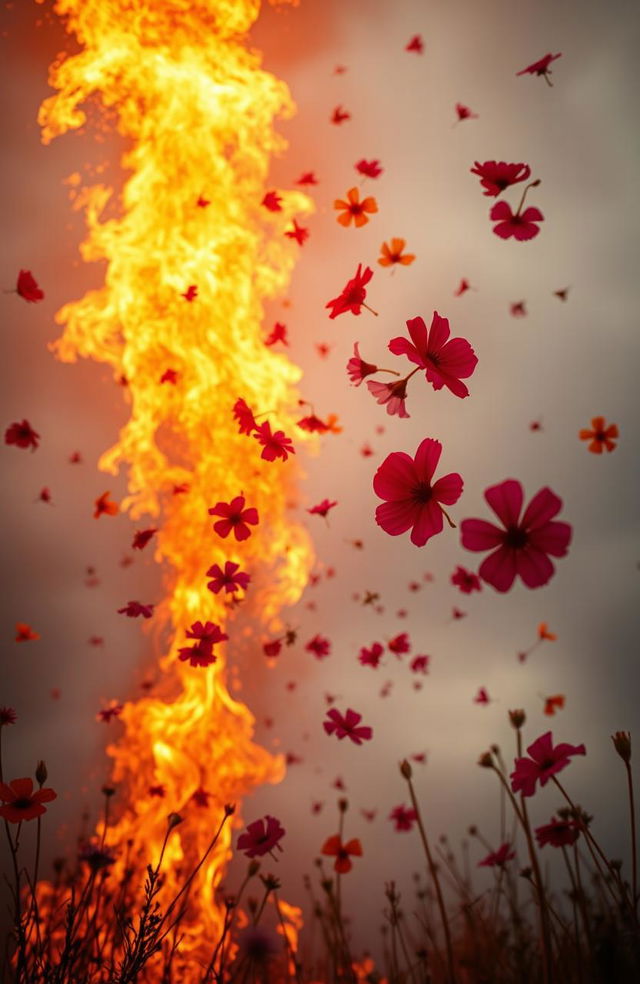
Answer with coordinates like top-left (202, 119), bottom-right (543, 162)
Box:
top-left (1, 0), bottom-right (639, 958)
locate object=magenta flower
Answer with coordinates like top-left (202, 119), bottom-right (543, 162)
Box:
top-left (374, 438), bottom-right (463, 547)
top-left (208, 495), bottom-right (259, 541)
top-left (460, 479), bottom-right (572, 592)
top-left (347, 342), bottom-right (378, 386)
top-left (323, 707), bottom-right (373, 745)
top-left (477, 842), bottom-right (515, 867)
top-left (206, 561), bottom-right (250, 595)
top-left (510, 731), bottom-right (586, 797)
top-left (389, 805), bottom-right (418, 831)
top-left (516, 52), bottom-right (562, 84)
top-left (366, 378), bottom-right (410, 417)
top-left (410, 655), bottom-right (430, 674)
top-left (490, 201), bottom-right (543, 241)
top-left (470, 161), bottom-right (532, 197)
top-left (253, 421), bottom-right (295, 462)
top-left (232, 398), bottom-right (257, 435)
top-left (358, 642), bottom-right (384, 668)
top-left (388, 313), bottom-right (477, 398)
top-left (237, 815), bottom-right (285, 859)
top-left (306, 634), bottom-right (331, 659)
top-left (535, 815), bottom-right (580, 848)
top-left (451, 565), bottom-right (482, 594)
top-left (117, 601), bottom-right (154, 619)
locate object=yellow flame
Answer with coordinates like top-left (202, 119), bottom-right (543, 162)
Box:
top-left (39, 0), bottom-right (312, 968)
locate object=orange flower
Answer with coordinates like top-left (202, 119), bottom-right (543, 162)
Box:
top-left (378, 238), bottom-right (415, 267)
top-left (334, 187), bottom-right (378, 228)
top-left (538, 623), bottom-right (556, 641)
top-left (579, 416), bottom-right (618, 453)
top-left (94, 491), bottom-right (119, 518)
top-left (321, 833), bottom-right (362, 873)
top-left (543, 694), bottom-right (565, 716)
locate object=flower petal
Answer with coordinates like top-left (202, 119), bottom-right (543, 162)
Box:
top-left (528, 521), bottom-right (572, 557)
top-left (413, 438), bottom-right (442, 483)
top-left (427, 311), bottom-right (450, 351)
top-left (375, 499), bottom-right (418, 536)
top-left (432, 472), bottom-right (463, 506)
top-left (484, 480), bottom-right (523, 528)
top-left (388, 335), bottom-right (424, 367)
top-left (515, 547), bottom-right (555, 589)
top-left (520, 487), bottom-right (562, 530)
top-left (373, 452), bottom-right (417, 500)
top-left (410, 501), bottom-right (443, 546)
top-left (460, 518), bottom-right (504, 551)
top-left (479, 546), bottom-right (519, 592)
top-left (490, 201), bottom-right (513, 221)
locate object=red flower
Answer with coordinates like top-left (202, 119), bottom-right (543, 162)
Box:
top-left (323, 707), bottom-right (373, 744)
top-left (516, 52), bottom-right (562, 84)
top-left (510, 301), bottom-right (527, 317)
top-left (321, 834), bottom-right (362, 873)
top-left (355, 159), bottom-right (383, 178)
top-left (334, 187), bottom-right (378, 228)
top-left (470, 161), bottom-right (531, 197)
top-left (474, 687), bottom-right (491, 705)
top-left (366, 378), bottom-right (410, 418)
top-left (284, 219), bottom-right (309, 245)
top-left (543, 695), bottom-right (565, 716)
top-left (451, 565), bottom-right (482, 594)
top-left (265, 322), bottom-right (288, 346)
top-left (0, 777), bottom-right (56, 823)
top-left (97, 700), bottom-right (124, 723)
top-left (373, 438), bottom-right (463, 547)
top-left (233, 398), bottom-right (257, 435)
top-left (263, 639), bottom-right (282, 658)
top-left (410, 655), bottom-right (429, 674)
top-left (389, 805), bottom-right (418, 831)
top-left (307, 498), bottom-right (337, 518)
top-left (254, 421), bottom-right (295, 462)
top-left (5, 419), bottom-right (40, 451)
top-left (454, 278), bottom-right (472, 296)
top-left (331, 106), bottom-right (351, 125)
top-left (389, 312), bottom-right (478, 398)
top-left (460, 479), bottom-right (572, 592)
top-left (237, 815), bottom-right (285, 858)
top-left (478, 842), bottom-right (515, 867)
top-left (388, 632), bottom-right (410, 656)
top-left (16, 270), bottom-right (45, 302)
top-left (490, 201), bottom-right (543, 241)
top-left (535, 815), bottom-right (580, 848)
top-left (160, 368), bottom-right (178, 384)
top-left (262, 190), bottom-right (282, 212)
top-left (455, 102), bottom-right (478, 122)
top-left (132, 528), bottom-right (157, 550)
top-left (510, 731), bottom-right (586, 797)
top-left (206, 561), bottom-right (250, 595)
top-left (326, 264), bottom-right (375, 319)
top-left (196, 196), bottom-right (210, 208)
top-left (15, 622), bottom-right (39, 642)
top-left (0, 707), bottom-right (17, 726)
top-left (358, 642), bottom-right (383, 668)
top-left (181, 285), bottom-right (198, 301)
top-left (117, 601), bottom-right (154, 618)
top-left (306, 634), bottom-right (331, 659)
top-left (297, 413), bottom-right (329, 433)
top-left (94, 491), bottom-right (118, 518)
top-left (295, 171), bottom-right (318, 185)
top-left (209, 495), bottom-right (259, 541)
top-left (178, 620), bottom-right (228, 667)
top-left (405, 35), bottom-right (423, 54)
top-left (579, 416), bottom-right (618, 453)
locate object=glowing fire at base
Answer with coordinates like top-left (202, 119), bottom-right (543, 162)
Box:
top-left (38, 0), bottom-right (311, 969)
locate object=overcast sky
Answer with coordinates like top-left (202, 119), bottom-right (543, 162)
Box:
top-left (1, 0), bottom-right (639, 960)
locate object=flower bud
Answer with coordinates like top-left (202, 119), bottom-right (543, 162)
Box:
top-left (35, 760), bottom-right (48, 786)
top-left (478, 752), bottom-right (494, 769)
top-left (509, 709), bottom-right (526, 729)
top-left (224, 803), bottom-right (236, 816)
top-left (338, 797), bottom-right (348, 814)
top-left (611, 731), bottom-right (631, 764)
top-left (101, 784), bottom-right (116, 797)
top-left (399, 759), bottom-right (413, 780)
top-left (167, 812), bottom-right (184, 829)
top-left (247, 860), bottom-right (260, 877)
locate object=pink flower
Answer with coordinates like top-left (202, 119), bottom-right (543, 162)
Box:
top-left (516, 53), bottom-right (562, 84)
top-left (233, 398), bottom-right (257, 435)
top-left (307, 498), bottom-right (338, 518)
top-left (455, 102), bottom-right (478, 122)
top-left (306, 634), bottom-right (331, 659)
top-left (323, 707), bottom-right (373, 745)
top-left (490, 201), bottom-right (543, 241)
top-left (209, 495), bottom-right (259, 541)
top-left (237, 815), bottom-right (285, 858)
top-left (206, 561), bottom-right (250, 595)
top-left (474, 687), bottom-right (491, 705)
top-left (388, 633), bottom-right (410, 656)
top-left (510, 731), bottom-right (586, 797)
top-left (535, 815), bottom-right (581, 848)
top-left (388, 312), bottom-right (478, 398)
top-left (253, 421), bottom-right (295, 462)
top-left (358, 642), bottom-right (384, 668)
top-left (389, 805), bottom-right (418, 831)
top-left (117, 601), bottom-right (154, 618)
top-left (478, 843), bottom-right (515, 867)
top-left (347, 342), bottom-right (378, 386)
top-left (367, 378), bottom-right (410, 418)
top-left (373, 438), bottom-right (463, 547)
top-left (460, 479), bottom-right (572, 592)
top-left (451, 565), bottom-right (482, 594)
top-left (470, 161), bottom-right (531, 197)
top-left (326, 264), bottom-right (374, 319)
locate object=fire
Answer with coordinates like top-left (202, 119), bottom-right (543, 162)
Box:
top-left (38, 0), bottom-right (312, 969)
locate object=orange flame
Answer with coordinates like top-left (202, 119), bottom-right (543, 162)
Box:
top-left (39, 0), bottom-right (311, 967)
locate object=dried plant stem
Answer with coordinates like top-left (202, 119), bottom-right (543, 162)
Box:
top-left (624, 758), bottom-right (638, 916)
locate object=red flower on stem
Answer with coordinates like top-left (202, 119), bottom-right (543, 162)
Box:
top-left (237, 815), bottom-right (285, 858)
top-left (470, 161), bottom-right (531, 197)
top-left (477, 843), bottom-right (515, 867)
top-left (326, 264), bottom-right (376, 319)
top-left (510, 731), bottom-right (586, 797)
top-left (535, 815), bottom-right (580, 848)
top-left (388, 312), bottom-right (478, 398)
top-left (15, 270), bottom-right (45, 302)
top-left (0, 777), bottom-right (57, 823)
top-left (5, 420), bottom-right (40, 451)
top-left (516, 53), bottom-right (562, 85)
top-left (321, 834), bottom-right (362, 873)
top-left (323, 707), bottom-right (373, 744)
top-left (460, 479), bottom-right (572, 592)
top-left (206, 561), bottom-right (250, 595)
top-left (373, 437), bottom-right (463, 547)
top-left (490, 180), bottom-right (543, 241)
top-left (209, 495), bottom-right (259, 541)
top-left (253, 421), bottom-right (295, 462)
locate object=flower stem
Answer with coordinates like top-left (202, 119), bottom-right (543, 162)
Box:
top-left (515, 179), bottom-right (541, 216)
top-left (362, 302), bottom-right (378, 316)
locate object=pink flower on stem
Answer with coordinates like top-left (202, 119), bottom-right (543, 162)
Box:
top-left (451, 566), bottom-right (482, 594)
top-left (470, 161), bottom-right (531, 197)
top-left (347, 342), bottom-right (378, 386)
top-left (209, 495), bottom-right (259, 541)
top-left (389, 805), bottom-right (418, 831)
top-left (388, 312), bottom-right (478, 398)
top-left (206, 561), bottom-right (250, 595)
top-left (516, 53), bottom-right (562, 85)
top-left (253, 421), bottom-right (295, 462)
top-left (237, 815), bottom-right (285, 858)
top-left (460, 479), bottom-right (572, 592)
top-left (323, 707), bottom-right (373, 745)
top-left (478, 843), bottom-right (515, 867)
top-left (535, 815), bottom-right (581, 848)
top-left (374, 438), bottom-right (463, 547)
top-left (490, 200), bottom-right (544, 241)
top-left (367, 378), bottom-right (410, 418)
top-left (510, 731), bottom-right (586, 797)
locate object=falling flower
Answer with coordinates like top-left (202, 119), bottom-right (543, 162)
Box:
top-left (16, 270), bottom-right (45, 302)
top-left (178, 620), bottom-right (228, 668)
top-left (304, 635), bottom-right (330, 661)
top-left (474, 687), bottom-right (491, 705)
top-left (0, 777), bottom-right (57, 823)
top-left (326, 264), bottom-right (375, 319)
top-left (0, 707), bottom-right (17, 726)
top-left (405, 35), bottom-right (423, 54)
top-left (297, 413), bottom-right (329, 433)
top-left (367, 378), bottom-right (410, 418)
top-left (196, 195), bottom-right (210, 208)
top-left (263, 639), bottom-right (282, 658)
top-left (490, 200), bottom-right (543, 241)
top-left (206, 561), bottom-right (250, 595)
top-left (359, 642), bottom-right (384, 668)
top-left (510, 301), bottom-right (527, 317)
top-left (265, 322), bottom-right (288, 346)
top-left (389, 805), bottom-right (418, 831)
top-left (510, 731), bottom-right (586, 797)
top-left (96, 701), bottom-right (124, 723)
top-left (132, 528), bottom-right (157, 550)
top-left (315, 342), bottom-right (331, 358)
top-left (543, 695), bottom-right (566, 716)
top-left (478, 843), bottom-right (515, 867)
top-left (323, 707), bottom-right (373, 744)
top-left (454, 278), bottom-right (472, 296)
top-left (460, 479), bottom-right (572, 592)
top-left (209, 495), bottom-right (259, 541)
top-left (389, 312), bottom-right (478, 398)
top-left (378, 238), bottom-right (415, 267)
top-left (5, 420), bottom-right (40, 451)
top-left (15, 622), bottom-right (39, 642)
top-left (117, 601), bottom-right (154, 619)
top-left (334, 187), bottom-right (378, 228)
top-left (579, 416), bottom-right (618, 453)
top-left (94, 491), bottom-right (118, 518)
top-left (470, 161), bottom-right (532, 197)
top-left (295, 171), bottom-right (318, 185)
top-left (160, 368), bottom-right (178, 384)
top-left (284, 219), bottom-right (309, 245)
top-left (321, 834), bottom-right (363, 873)
top-left (331, 105), bottom-right (351, 124)
top-left (181, 284), bottom-right (198, 301)
top-left (388, 633), bottom-right (410, 656)
top-left (410, 655), bottom-right (430, 674)
top-left (307, 498), bottom-right (338, 518)
top-left (237, 815), bottom-right (285, 858)
top-left (535, 816), bottom-right (580, 848)
top-left (261, 190), bottom-right (282, 212)
top-left (451, 566), bottom-right (482, 593)
top-left (233, 398), bottom-right (257, 435)
top-left (355, 159), bottom-right (383, 178)
top-left (455, 102), bottom-right (478, 122)
top-left (554, 287), bottom-right (570, 301)
top-left (254, 421), bottom-right (295, 462)
top-left (374, 437), bottom-right (463, 547)
top-left (516, 52), bottom-right (562, 85)
top-left (538, 623), bottom-right (556, 641)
